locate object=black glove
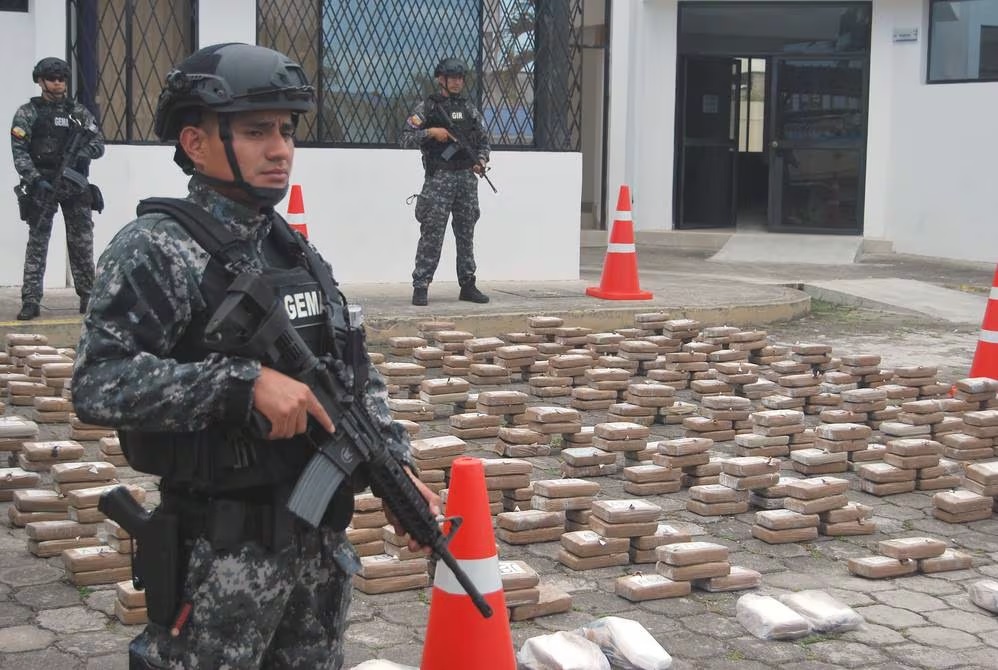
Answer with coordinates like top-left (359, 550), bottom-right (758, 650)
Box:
top-left (33, 179), bottom-right (53, 195)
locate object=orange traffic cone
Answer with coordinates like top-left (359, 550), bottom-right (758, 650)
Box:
top-left (421, 457), bottom-right (515, 670)
top-left (586, 184), bottom-right (653, 300)
top-left (286, 184), bottom-right (309, 238)
top-left (968, 265), bottom-right (998, 380)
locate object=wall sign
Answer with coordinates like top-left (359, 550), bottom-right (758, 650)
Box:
top-left (893, 28), bottom-right (919, 43)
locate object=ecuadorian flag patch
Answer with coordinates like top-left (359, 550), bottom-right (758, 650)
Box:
top-left (11, 127), bottom-right (26, 140)
top-left (406, 114), bottom-right (423, 129)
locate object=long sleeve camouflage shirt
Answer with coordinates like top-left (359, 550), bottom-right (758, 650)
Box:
top-left (72, 177), bottom-right (412, 468)
top-left (10, 96), bottom-right (104, 184)
top-left (399, 94), bottom-right (490, 164)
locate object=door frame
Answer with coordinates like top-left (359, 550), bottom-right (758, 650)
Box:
top-left (767, 55), bottom-right (871, 234)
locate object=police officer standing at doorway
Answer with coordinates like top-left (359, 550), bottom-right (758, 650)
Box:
top-left (401, 57), bottom-right (491, 306)
top-left (72, 43), bottom-right (437, 669)
top-left (10, 57), bottom-right (104, 320)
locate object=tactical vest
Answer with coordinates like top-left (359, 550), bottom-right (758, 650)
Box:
top-left (117, 198), bottom-right (358, 514)
top-left (422, 93), bottom-right (479, 171)
top-left (29, 98), bottom-right (75, 173)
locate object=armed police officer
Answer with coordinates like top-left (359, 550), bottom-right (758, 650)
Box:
top-left (72, 43), bottom-right (437, 670)
top-left (10, 57), bottom-right (104, 320)
top-left (400, 57), bottom-right (491, 307)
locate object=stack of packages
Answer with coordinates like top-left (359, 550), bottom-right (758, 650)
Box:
top-left (476, 391), bottom-right (528, 427)
top-left (930, 397), bottom-right (973, 438)
top-left (409, 436), bottom-right (465, 489)
top-left (687, 483), bottom-right (749, 517)
top-left (527, 316), bottom-right (563, 342)
top-left (98, 436), bottom-right (128, 467)
top-left (449, 409), bottom-right (501, 442)
top-left (499, 560), bottom-right (541, 611)
top-left (10, 488), bottom-right (69, 526)
top-left (623, 382), bottom-right (676, 426)
top-left (25, 517), bottom-right (101, 557)
top-left (528, 372), bottom-right (572, 399)
top-left (849, 536), bottom-right (972, 579)
top-left (898, 365), bottom-right (951, 400)
top-left (586, 332), bottom-right (624, 359)
top-left (418, 376), bottom-right (470, 413)
top-left (441, 352), bottom-right (471, 377)
top-left (617, 339), bottom-right (660, 377)
top-left (880, 399), bottom-right (944, 442)
top-left (553, 326), bottom-right (592, 350)
top-left (7, 377), bottom-right (59, 411)
top-left (51, 461), bottom-right (116, 496)
top-left (387, 336), bottom-right (426, 360)
top-left (431, 329), bottom-right (474, 356)
top-left (654, 437), bottom-right (715, 489)
top-left (738, 409), bottom-right (804, 458)
top-left (785, 476), bottom-right (871, 537)
top-left (703, 395), bottom-right (754, 440)
top-left (547, 353), bottom-right (593, 391)
top-left (416, 320), bottom-right (455, 342)
top-left (561, 445), bottom-right (618, 478)
top-left (467, 361), bottom-right (511, 387)
top-left (839, 386), bottom-right (891, 431)
top-left (591, 421), bottom-right (649, 468)
top-left (525, 406), bottom-right (583, 452)
top-left (386, 397), bottom-right (435, 423)
top-left (752, 508), bottom-right (819, 545)
top-left (942, 410), bottom-right (998, 461)
top-left (0, 466), bottom-right (39, 502)
top-left (0, 415), bottom-right (39, 466)
top-left (631, 312), bottom-right (669, 336)
top-left (412, 344), bottom-right (445, 371)
top-left (626, 521), bottom-right (690, 565)
top-left (491, 425), bottom-right (550, 458)
top-left (621, 460), bottom-right (680, 497)
top-left (959, 462), bottom-right (998, 513)
top-left (749, 342), bottom-right (790, 366)
top-left (813, 422), bottom-right (872, 467)
top-left (714, 360), bottom-right (764, 400)
top-left (558, 528), bottom-right (630, 571)
top-left (647, 350), bottom-right (703, 392)
top-left (63, 543), bottom-right (133, 587)
top-left (587, 499), bottom-right (661, 562)
top-left (952, 377), bottom-right (998, 410)
top-left (656, 541), bottom-right (759, 594)
top-left (839, 353), bottom-right (892, 388)
top-left (69, 416), bottom-right (116, 442)
top-left (376, 361), bottom-right (426, 397)
top-left (482, 458), bottom-right (531, 516)
top-left (17, 439), bottom-right (84, 473)
top-left (584, 367), bottom-right (631, 403)
top-left (531, 479), bottom-right (599, 533)
top-left (494, 344), bottom-right (538, 381)
top-left (559, 500), bottom-right (659, 571)
top-left (860, 438), bottom-right (952, 496)
top-left (495, 509), bottom-right (564, 545)
top-left (719, 456), bottom-right (780, 503)
top-left (347, 493), bottom-right (389, 557)
top-left (932, 488), bottom-right (994, 524)
top-left (354, 542), bottom-right (430, 597)
top-left (67, 483), bottom-right (145, 526)
top-left (508, 583), bottom-right (572, 622)
top-left (465, 335), bottom-right (504, 364)
top-left (771, 362), bottom-right (823, 417)
top-left (115, 580), bottom-right (147, 625)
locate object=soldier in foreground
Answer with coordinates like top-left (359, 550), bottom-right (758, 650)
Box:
top-left (400, 57), bottom-right (491, 307)
top-left (10, 57), bottom-right (104, 320)
top-left (72, 43), bottom-right (437, 669)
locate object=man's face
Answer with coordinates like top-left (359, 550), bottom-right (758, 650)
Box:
top-left (39, 74), bottom-right (67, 101)
top-left (194, 110), bottom-right (295, 192)
top-left (437, 74), bottom-right (465, 96)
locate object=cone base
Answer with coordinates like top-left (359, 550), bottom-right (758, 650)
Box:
top-left (969, 340), bottom-right (998, 380)
top-left (586, 286), bottom-right (654, 300)
top-left (421, 588), bottom-right (515, 670)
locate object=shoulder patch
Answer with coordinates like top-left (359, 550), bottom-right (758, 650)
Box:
top-left (406, 114), bottom-right (424, 129)
top-left (11, 127), bottom-right (26, 140)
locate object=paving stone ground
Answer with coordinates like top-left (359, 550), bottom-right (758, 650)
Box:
top-left (1, 304), bottom-right (996, 670)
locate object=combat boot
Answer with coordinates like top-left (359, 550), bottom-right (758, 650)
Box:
top-left (16, 303), bottom-right (40, 321)
top-left (79, 294), bottom-right (90, 314)
top-left (459, 283), bottom-right (490, 304)
top-left (412, 287), bottom-right (428, 306)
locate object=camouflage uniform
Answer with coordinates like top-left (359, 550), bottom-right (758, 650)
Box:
top-left (10, 96), bottom-right (103, 305)
top-left (400, 95), bottom-right (490, 289)
top-left (73, 178), bottom-right (412, 669)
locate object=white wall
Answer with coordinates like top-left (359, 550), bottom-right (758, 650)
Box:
top-left (0, 2), bottom-right (581, 290)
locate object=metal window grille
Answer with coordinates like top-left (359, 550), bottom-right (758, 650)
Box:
top-left (257, 0), bottom-right (583, 150)
top-left (67, 0), bottom-right (198, 143)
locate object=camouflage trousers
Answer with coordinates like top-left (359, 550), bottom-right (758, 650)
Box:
top-left (412, 169), bottom-right (480, 289)
top-left (129, 527), bottom-right (358, 669)
top-left (22, 192), bottom-right (95, 304)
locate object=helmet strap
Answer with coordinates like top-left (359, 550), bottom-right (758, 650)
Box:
top-left (203, 113), bottom-right (288, 210)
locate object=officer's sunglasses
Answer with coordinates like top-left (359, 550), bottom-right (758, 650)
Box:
top-left (44, 75), bottom-right (67, 83)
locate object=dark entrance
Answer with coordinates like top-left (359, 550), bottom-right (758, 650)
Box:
top-left (674, 2), bottom-right (872, 234)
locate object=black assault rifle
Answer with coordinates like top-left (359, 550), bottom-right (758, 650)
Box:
top-left (434, 108), bottom-right (497, 194)
top-left (202, 273), bottom-right (494, 618)
top-left (30, 113), bottom-right (92, 214)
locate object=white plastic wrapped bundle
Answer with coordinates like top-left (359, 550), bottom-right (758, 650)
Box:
top-left (778, 590), bottom-right (864, 633)
top-left (578, 616), bottom-right (673, 670)
top-left (736, 593), bottom-right (812, 640)
top-left (517, 631), bottom-right (611, 670)
top-left (968, 579), bottom-right (998, 613)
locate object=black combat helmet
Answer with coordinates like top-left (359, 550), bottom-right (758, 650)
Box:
top-left (154, 43), bottom-right (314, 206)
top-left (434, 58), bottom-right (467, 78)
top-left (154, 42), bottom-right (314, 141)
top-left (32, 57), bottom-right (70, 83)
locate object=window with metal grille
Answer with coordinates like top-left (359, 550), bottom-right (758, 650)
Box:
top-left (67, 0), bottom-right (198, 142)
top-left (257, 0), bottom-right (583, 150)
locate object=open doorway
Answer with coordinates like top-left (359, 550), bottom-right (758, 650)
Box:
top-left (673, 2), bottom-right (871, 235)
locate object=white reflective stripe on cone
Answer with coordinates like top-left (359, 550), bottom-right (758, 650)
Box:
top-left (287, 214), bottom-right (305, 222)
top-left (980, 329), bottom-right (998, 344)
top-left (606, 243), bottom-right (636, 253)
top-left (433, 554), bottom-right (502, 595)
top-left (613, 211), bottom-right (632, 222)
top-left (990, 287), bottom-right (998, 300)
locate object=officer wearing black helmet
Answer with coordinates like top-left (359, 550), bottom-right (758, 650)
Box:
top-left (401, 57), bottom-right (491, 306)
top-left (72, 43), bottom-right (437, 670)
top-left (10, 57), bottom-right (104, 320)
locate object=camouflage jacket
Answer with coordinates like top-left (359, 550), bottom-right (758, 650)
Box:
top-left (10, 96), bottom-right (104, 184)
top-left (72, 178), bottom-right (412, 468)
top-left (399, 94), bottom-right (490, 164)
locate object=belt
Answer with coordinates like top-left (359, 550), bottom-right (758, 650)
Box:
top-left (160, 487), bottom-right (297, 552)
